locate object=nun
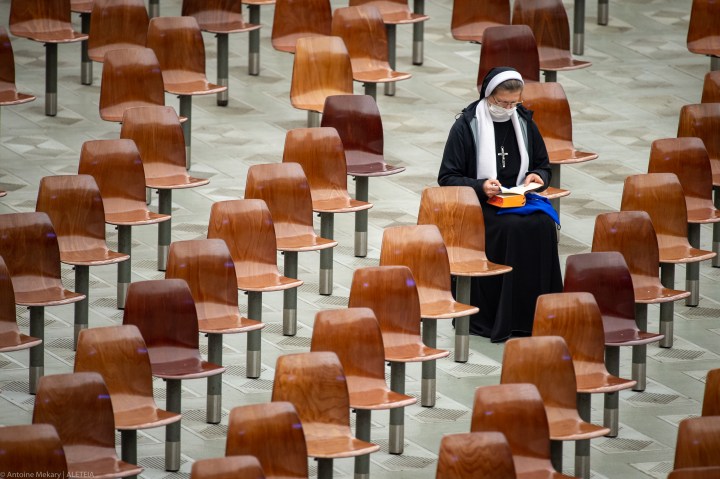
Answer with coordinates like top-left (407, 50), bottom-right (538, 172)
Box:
top-left (437, 66), bottom-right (563, 342)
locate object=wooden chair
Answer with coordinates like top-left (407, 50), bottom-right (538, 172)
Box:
top-left (564, 252), bottom-right (664, 393)
top-left (182, 0), bottom-right (261, 105)
top-left (501, 336), bottom-right (610, 478)
top-left (621, 173), bottom-right (715, 346)
top-left (0, 212), bottom-right (84, 394)
top-left (70, 0), bottom-right (92, 84)
top-left (207, 199), bottom-right (303, 337)
top-left (321, 94), bottom-right (406, 257)
top-left (272, 352), bottom-right (380, 478)
top-left (450, 0), bottom-right (510, 44)
top-left (120, 105), bottom-right (210, 270)
top-left (36, 174), bottom-right (130, 349)
top-left (74, 325), bottom-right (182, 472)
top-left (702, 71), bottom-right (720, 103)
top-left (282, 127), bottom-right (372, 293)
top-left (191, 457), bottom-right (266, 479)
top-left (702, 368), bottom-right (720, 416)
top-left (310, 308), bottom-right (416, 477)
top-left (146, 16), bottom-right (227, 169)
top-left (669, 468), bottom-right (720, 479)
top-left (512, 0), bottom-right (591, 82)
top-left (33, 372), bottom-right (143, 479)
top-left (271, 0), bottom-right (332, 53)
top-left (380, 224), bottom-right (478, 407)
top-left (245, 163), bottom-right (337, 322)
top-left (675, 416), bottom-right (720, 469)
top-left (166, 239), bottom-right (265, 385)
top-left (290, 36), bottom-right (353, 127)
top-left (78, 139), bottom-right (170, 309)
top-left (533, 292), bottom-right (636, 440)
top-left (226, 402), bottom-right (309, 478)
top-left (348, 265), bottom-right (450, 454)
top-left (687, 0), bottom-right (720, 71)
top-left (477, 25), bottom-right (540, 91)
top-left (123, 279), bottom-right (225, 470)
top-left (99, 48), bottom-right (168, 123)
top-left (331, 6), bottom-right (411, 99)
top-left (0, 424), bottom-right (68, 475)
top-left (0, 26), bottom-right (36, 131)
top-left (472, 383), bottom-right (576, 479)
top-left (417, 186), bottom-right (512, 362)
top-left (436, 432), bottom-right (516, 479)
top-left (9, 0), bottom-right (88, 116)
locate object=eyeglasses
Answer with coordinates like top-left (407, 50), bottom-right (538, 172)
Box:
top-left (491, 96), bottom-right (522, 109)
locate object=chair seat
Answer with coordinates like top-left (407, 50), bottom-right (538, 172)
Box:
top-left (348, 384), bottom-right (417, 410)
top-left (688, 41), bottom-right (720, 56)
top-left (536, 187), bottom-right (570, 200)
top-left (540, 58), bottom-right (592, 72)
top-left (688, 206), bottom-right (720, 224)
top-left (64, 447), bottom-right (143, 479)
top-left (292, 88), bottom-right (355, 113)
top-left (61, 249), bottom-right (129, 267)
top-left (659, 246), bottom-right (715, 264)
top-left (114, 406), bottom-right (181, 430)
top-left (304, 424), bottom-right (380, 459)
top-left (378, 10), bottom-right (429, 24)
top-left (312, 198), bottom-right (373, 214)
top-left (243, 0), bottom-right (276, 5)
top-left (420, 299), bottom-right (479, 319)
top-left (163, 78), bottom-right (228, 96)
top-left (348, 161), bottom-right (406, 177)
top-left (604, 320), bottom-right (664, 346)
top-left (548, 414), bottom-right (610, 441)
top-left (14, 287), bottom-right (85, 307)
top-left (0, 330), bottom-right (42, 352)
top-left (198, 20), bottom-right (262, 34)
top-left (0, 88), bottom-right (35, 106)
top-left (105, 210), bottom-right (170, 226)
top-left (513, 456), bottom-right (578, 479)
top-left (452, 22), bottom-right (506, 43)
top-left (151, 358), bottom-right (225, 380)
top-left (146, 175), bottom-right (209, 190)
top-left (100, 102), bottom-right (164, 123)
top-left (0, 191), bottom-right (6, 197)
top-left (385, 343), bottom-right (450, 363)
top-left (576, 372), bottom-right (636, 394)
top-left (11, 29), bottom-right (88, 44)
top-left (199, 314), bottom-right (265, 335)
top-left (274, 33), bottom-right (328, 53)
top-left (450, 258), bottom-right (512, 277)
top-left (276, 235), bottom-right (337, 252)
top-left (237, 273), bottom-right (303, 292)
top-left (353, 68), bottom-right (411, 84)
top-left (89, 43), bottom-right (145, 63)
top-left (549, 149), bottom-right (598, 165)
top-left (634, 284), bottom-right (690, 304)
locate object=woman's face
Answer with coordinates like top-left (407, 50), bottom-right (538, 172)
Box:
top-left (488, 89), bottom-right (523, 110)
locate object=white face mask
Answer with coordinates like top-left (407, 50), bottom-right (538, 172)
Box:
top-left (488, 102), bottom-right (516, 121)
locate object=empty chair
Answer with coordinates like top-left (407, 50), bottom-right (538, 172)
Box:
top-left (418, 186), bottom-right (512, 363)
top-left (321, 94), bottom-right (406, 257)
top-left (36, 175), bottom-right (130, 348)
top-left (290, 36), bottom-right (353, 127)
top-left (120, 105), bottom-right (210, 269)
top-left (226, 402), bottom-right (309, 479)
top-left (271, 0), bottom-right (332, 53)
top-left (70, 0), bottom-right (92, 84)
top-left (191, 456), bottom-right (266, 479)
top-left (9, 0), bottom-right (87, 116)
top-left (687, 0), bottom-right (720, 71)
top-left (450, 0), bottom-right (510, 44)
top-left (702, 71), bottom-right (720, 103)
top-left (472, 383), bottom-right (576, 479)
top-left (349, 265), bottom-right (450, 454)
top-left (332, 5), bottom-right (411, 99)
top-left (123, 279), bottom-right (225, 470)
top-left (702, 368), bottom-right (720, 416)
top-left (512, 0), bottom-right (591, 82)
top-left (32, 372), bottom-right (143, 479)
top-left (477, 25), bottom-right (540, 91)
top-left (675, 416), bottom-right (720, 469)
top-left (74, 325), bottom-right (182, 472)
top-left (0, 26), bottom-right (36, 130)
top-left (436, 432), bottom-right (516, 479)
top-left (272, 352), bottom-right (380, 478)
top-left (282, 127), bottom-right (372, 294)
top-left (0, 212), bottom-right (84, 393)
top-left (0, 424), bottom-right (68, 476)
top-left (310, 308), bottom-right (416, 477)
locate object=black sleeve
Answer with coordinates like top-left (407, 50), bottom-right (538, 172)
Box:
top-left (525, 120), bottom-right (552, 192)
top-left (438, 118), bottom-right (489, 201)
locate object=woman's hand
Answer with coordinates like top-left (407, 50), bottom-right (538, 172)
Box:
top-left (483, 179), bottom-right (502, 198)
top-left (524, 173), bottom-right (544, 186)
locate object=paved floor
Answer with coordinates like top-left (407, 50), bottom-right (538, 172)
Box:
top-left (0, 0), bottom-right (717, 478)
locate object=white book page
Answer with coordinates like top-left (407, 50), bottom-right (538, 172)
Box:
top-left (499, 182), bottom-right (543, 195)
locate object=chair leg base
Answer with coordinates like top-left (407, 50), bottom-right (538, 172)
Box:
top-left (597, 0), bottom-right (609, 25)
top-left (117, 282), bottom-right (129, 310)
top-left (158, 244), bottom-right (169, 272)
top-left (207, 394), bottom-right (221, 424)
top-left (421, 377), bottom-right (435, 407)
top-left (355, 231), bottom-right (368, 258)
top-left (712, 56), bottom-right (720, 71)
top-left (319, 268), bottom-right (333, 296)
top-left (713, 240), bottom-right (720, 267)
top-left (165, 440), bottom-right (180, 472)
top-left (412, 40), bottom-right (423, 66)
top-left (74, 323), bottom-right (87, 351)
top-left (632, 361), bottom-right (647, 392)
top-left (454, 328), bottom-right (469, 363)
top-left (46, 92), bottom-right (57, 117)
top-left (384, 82), bottom-right (396, 97)
top-left (659, 311), bottom-right (673, 349)
top-left (575, 441), bottom-right (591, 479)
top-left (388, 424), bottom-right (404, 455)
top-left (573, 32), bottom-right (585, 56)
top-left (283, 308), bottom-right (297, 336)
top-left (246, 349), bottom-right (261, 379)
top-left (685, 278), bottom-right (699, 307)
top-left (603, 403), bottom-right (619, 437)
top-left (29, 366), bottom-right (43, 395)
top-left (81, 61), bottom-right (93, 86)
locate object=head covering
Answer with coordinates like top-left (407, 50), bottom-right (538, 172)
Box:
top-left (480, 67), bottom-right (524, 99)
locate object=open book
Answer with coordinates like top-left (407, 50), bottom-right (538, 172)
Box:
top-left (488, 182), bottom-right (543, 208)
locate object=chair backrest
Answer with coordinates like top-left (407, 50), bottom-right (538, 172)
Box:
top-left (181, 0), bottom-right (251, 29)
top-left (0, 424), bottom-right (68, 475)
top-left (147, 16), bottom-right (209, 85)
top-left (88, 0), bottom-right (149, 61)
top-left (477, 25), bottom-right (540, 91)
top-left (675, 416), bottom-right (720, 469)
top-left (0, 255), bottom-right (36, 348)
top-left (669, 467), bottom-right (720, 479)
top-left (702, 71), bottom-right (720, 103)
top-left (0, 26), bottom-right (22, 99)
top-left (520, 82), bottom-right (576, 155)
top-left (271, 0), bottom-right (332, 53)
top-left (678, 104), bottom-right (720, 163)
top-left (332, 6), bottom-right (391, 71)
top-left (226, 402), bottom-right (309, 478)
top-left (9, 0), bottom-right (75, 38)
top-left (687, 0), bottom-right (720, 55)
top-left (450, 0), bottom-right (510, 43)
top-left (436, 431), bottom-right (516, 479)
top-left (512, 0), bottom-right (572, 62)
top-left (191, 457), bottom-right (265, 479)
top-left (702, 368), bottom-right (720, 417)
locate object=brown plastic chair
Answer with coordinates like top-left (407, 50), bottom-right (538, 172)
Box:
top-left (0, 26), bottom-right (36, 129)
top-left (472, 383), bottom-right (576, 479)
top-left (669, 468), bottom-right (720, 479)
top-left (533, 292), bottom-right (636, 440)
top-left (0, 424), bottom-right (68, 476)
top-left (321, 94), bottom-right (406, 257)
top-left (9, 0), bottom-right (88, 116)
top-left (501, 336), bottom-right (610, 478)
top-left (417, 186), bottom-right (512, 362)
top-left (477, 25), bottom-right (540, 92)
top-left (245, 163), bottom-right (337, 320)
top-left (450, 0), bottom-right (510, 44)
top-left (675, 416), bottom-right (720, 469)
top-left (272, 352), bottom-right (380, 477)
top-left (36, 174), bottom-right (129, 348)
top-left (621, 173), bottom-right (715, 345)
top-left (74, 325), bottom-right (182, 472)
top-left (512, 0), bottom-right (592, 82)
top-left (702, 71), bottom-right (720, 103)
top-left (348, 265), bottom-right (450, 454)
top-left (310, 308), bottom-right (416, 477)
top-left (207, 199), bottom-right (303, 337)
top-left (687, 0), bottom-right (720, 71)
top-left (380, 224), bottom-right (477, 407)
top-left (70, 0), bottom-right (92, 84)
top-left (191, 457), bottom-right (266, 479)
top-left (0, 212), bottom-right (85, 394)
top-left (122, 279), bottom-right (225, 470)
top-left (702, 368), bottom-right (720, 416)
top-left (182, 0), bottom-right (261, 105)
top-left (166, 239), bottom-right (265, 384)
top-left (436, 432), bottom-right (516, 479)
top-left (564, 252), bottom-right (664, 393)
top-left (33, 372), bottom-right (143, 479)
top-left (290, 36), bottom-right (353, 127)
top-left (99, 48), bottom-right (167, 123)
top-left (78, 139), bottom-right (170, 309)
top-left (331, 6), bottom-right (411, 99)
top-left (226, 402), bottom-right (309, 479)
top-left (87, 0), bottom-right (149, 70)
top-left (120, 105), bottom-right (210, 270)
top-left (283, 127), bottom-right (373, 293)
top-left (271, 0), bottom-right (331, 53)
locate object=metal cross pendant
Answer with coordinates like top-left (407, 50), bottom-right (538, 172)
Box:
top-left (498, 146), bottom-right (508, 168)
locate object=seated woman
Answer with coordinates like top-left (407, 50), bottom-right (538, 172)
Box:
top-left (438, 66), bottom-right (562, 342)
